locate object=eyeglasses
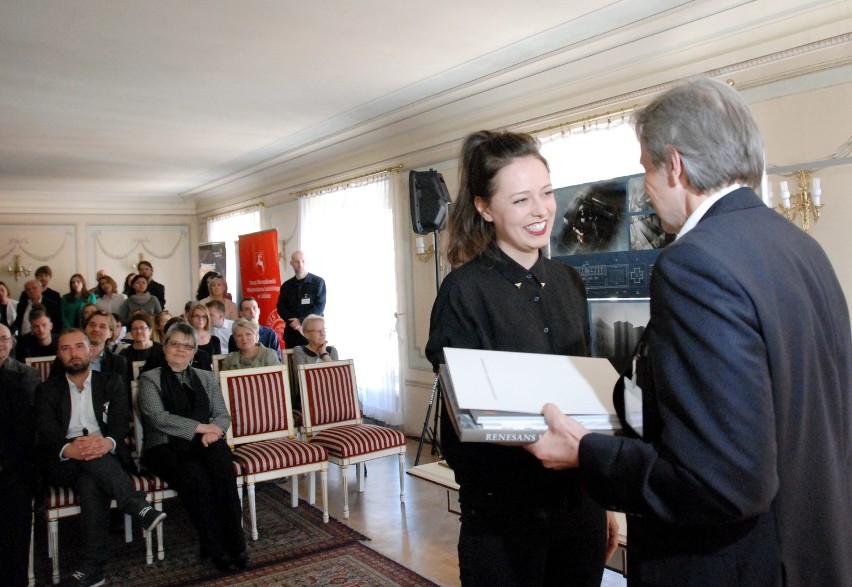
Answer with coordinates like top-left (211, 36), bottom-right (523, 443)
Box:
top-left (0, 336), bottom-right (13, 344)
top-left (167, 340), bottom-right (195, 351)
top-left (191, 315), bottom-right (208, 321)
top-left (130, 326), bottom-right (150, 332)
top-left (304, 328), bottom-right (326, 334)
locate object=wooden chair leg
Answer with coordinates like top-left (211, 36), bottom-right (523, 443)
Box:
top-left (340, 463), bottom-right (350, 519)
top-left (308, 471), bottom-right (316, 505)
top-left (48, 516), bottom-right (59, 585)
top-left (320, 469), bottom-right (329, 523)
top-left (398, 452), bottom-right (406, 503)
top-left (28, 509), bottom-right (35, 587)
top-left (124, 513), bottom-right (132, 543)
top-left (356, 462), bottom-right (365, 493)
top-left (290, 475), bottom-right (299, 508)
top-left (154, 496), bottom-right (165, 561)
top-left (248, 482), bottom-right (258, 541)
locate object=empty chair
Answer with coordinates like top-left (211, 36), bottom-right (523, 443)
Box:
top-left (220, 364), bottom-right (329, 540)
top-left (297, 359), bottom-right (405, 519)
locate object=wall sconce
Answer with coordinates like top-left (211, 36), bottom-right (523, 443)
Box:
top-left (768, 170), bottom-right (823, 234)
top-left (131, 252), bottom-right (145, 271)
top-left (415, 236), bottom-right (434, 263)
top-left (6, 254), bottom-right (32, 282)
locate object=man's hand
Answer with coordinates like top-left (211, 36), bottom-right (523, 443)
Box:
top-left (63, 435), bottom-right (112, 461)
top-left (605, 511), bottom-right (620, 562)
top-left (524, 403), bottom-right (590, 469)
top-left (287, 318), bottom-right (302, 332)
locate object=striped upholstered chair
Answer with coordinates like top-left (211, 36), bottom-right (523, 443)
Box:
top-left (220, 364), bottom-right (329, 540)
top-left (25, 354), bottom-right (56, 382)
top-left (297, 359), bottom-right (406, 519)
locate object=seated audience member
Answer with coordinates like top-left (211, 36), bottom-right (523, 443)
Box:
top-left (153, 310), bottom-right (172, 344)
top-left (195, 271), bottom-right (220, 301)
top-left (183, 300), bottom-right (193, 321)
top-left (0, 324), bottom-right (39, 587)
top-left (188, 303), bottom-right (221, 357)
top-left (94, 275), bottom-right (127, 316)
top-left (81, 303), bottom-right (99, 327)
top-left (136, 261), bottom-right (166, 310)
top-left (0, 280), bottom-right (17, 329)
top-left (120, 313), bottom-right (164, 380)
top-left (14, 306), bottom-right (58, 360)
top-left (122, 273), bottom-right (137, 297)
top-left (227, 297), bottom-right (282, 361)
top-left (13, 279), bottom-right (62, 337)
top-left (89, 269), bottom-right (107, 297)
top-left (35, 329), bottom-right (166, 587)
top-left (109, 314), bottom-right (130, 354)
top-left (291, 314), bottom-right (339, 366)
top-left (137, 322), bottom-right (248, 572)
top-left (56, 310), bottom-right (130, 401)
top-left (222, 318), bottom-right (281, 370)
top-left (120, 275), bottom-right (162, 323)
top-left (200, 277), bottom-right (238, 320)
top-left (205, 299), bottom-right (233, 352)
top-left (60, 274), bottom-right (97, 329)
top-left (144, 317), bottom-right (212, 372)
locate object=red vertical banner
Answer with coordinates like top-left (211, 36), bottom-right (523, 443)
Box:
top-left (238, 229), bottom-right (285, 347)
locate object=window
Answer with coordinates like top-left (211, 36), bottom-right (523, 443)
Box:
top-left (207, 207), bottom-right (261, 297)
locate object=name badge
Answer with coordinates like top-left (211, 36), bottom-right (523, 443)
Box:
top-left (301, 297), bottom-right (311, 305)
top-left (623, 374), bottom-right (643, 438)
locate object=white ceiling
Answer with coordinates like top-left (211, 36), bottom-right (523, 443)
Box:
top-left (2, 1), bottom-right (850, 208)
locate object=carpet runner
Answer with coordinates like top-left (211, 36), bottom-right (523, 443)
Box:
top-left (32, 482), bottom-right (438, 586)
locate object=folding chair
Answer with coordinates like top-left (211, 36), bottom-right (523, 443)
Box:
top-left (25, 355), bottom-right (55, 382)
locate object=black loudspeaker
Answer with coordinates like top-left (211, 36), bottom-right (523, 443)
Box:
top-left (409, 170), bottom-right (450, 234)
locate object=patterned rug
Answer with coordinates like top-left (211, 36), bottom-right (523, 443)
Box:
top-left (33, 483), bottom-right (437, 586)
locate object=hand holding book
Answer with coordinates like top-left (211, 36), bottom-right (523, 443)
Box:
top-left (524, 403), bottom-right (590, 468)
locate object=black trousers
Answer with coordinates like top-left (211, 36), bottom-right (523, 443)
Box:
top-left (0, 469), bottom-right (34, 587)
top-left (456, 488), bottom-right (607, 587)
top-left (43, 453), bottom-right (149, 574)
top-left (143, 437), bottom-right (245, 559)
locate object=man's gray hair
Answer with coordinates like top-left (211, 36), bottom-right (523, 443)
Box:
top-left (633, 77), bottom-right (764, 193)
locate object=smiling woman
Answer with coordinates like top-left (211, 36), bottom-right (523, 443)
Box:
top-left (425, 130), bottom-right (615, 587)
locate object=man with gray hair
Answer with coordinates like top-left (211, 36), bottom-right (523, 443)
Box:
top-left (527, 77), bottom-right (851, 585)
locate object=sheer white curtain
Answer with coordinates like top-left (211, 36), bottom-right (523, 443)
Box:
top-left (207, 207), bottom-right (261, 296)
top-left (299, 174), bottom-right (402, 425)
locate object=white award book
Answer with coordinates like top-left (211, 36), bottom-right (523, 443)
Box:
top-left (440, 347), bottom-right (621, 443)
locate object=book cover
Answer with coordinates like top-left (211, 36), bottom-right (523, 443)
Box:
top-left (439, 348), bottom-right (621, 444)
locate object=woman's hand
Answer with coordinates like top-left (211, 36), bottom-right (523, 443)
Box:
top-left (201, 431), bottom-right (221, 447)
top-left (196, 423), bottom-right (224, 438)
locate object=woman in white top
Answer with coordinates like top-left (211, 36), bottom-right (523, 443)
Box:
top-left (95, 275), bottom-right (127, 315)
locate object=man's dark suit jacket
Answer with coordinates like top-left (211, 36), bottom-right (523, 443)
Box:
top-left (34, 369), bottom-right (134, 472)
top-left (146, 280), bottom-right (166, 311)
top-left (12, 296), bottom-right (62, 336)
top-left (579, 188), bottom-right (851, 586)
top-left (0, 358), bottom-right (38, 474)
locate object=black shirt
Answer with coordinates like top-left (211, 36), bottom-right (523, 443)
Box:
top-left (425, 245), bottom-right (590, 509)
top-left (14, 333), bottom-right (58, 361)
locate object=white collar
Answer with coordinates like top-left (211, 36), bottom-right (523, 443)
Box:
top-left (677, 184), bottom-right (742, 240)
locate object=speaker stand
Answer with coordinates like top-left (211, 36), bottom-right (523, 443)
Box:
top-left (415, 230), bottom-right (444, 465)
